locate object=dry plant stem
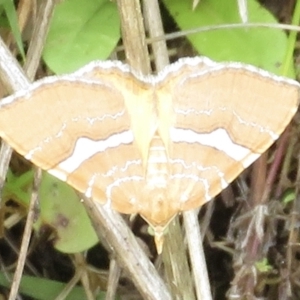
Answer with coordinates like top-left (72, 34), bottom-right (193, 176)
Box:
top-left (114, 0), bottom-right (165, 297)
top-left (55, 253), bottom-right (95, 300)
top-left (201, 201), bottom-right (214, 238)
top-left (230, 157), bottom-right (267, 297)
top-left (183, 211), bottom-right (212, 300)
top-left (0, 40), bottom-right (29, 91)
top-left (162, 220), bottom-right (195, 300)
top-left (184, 206), bottom-right (212, 298)
top-left (0, 38), bottom-right (31, 300)
top-left (277, 133), bottom-right (297, 197)
top-left (55, 253), bottom-right (94, 300)
top-left (284, 132), bottom-right (298, 294)
top-left (238, 131), bottom-right (294, 295)
top-left (116, 0), bottom-right (151, 73)
top-left (8, 168), bottom-right (42, 300)
top-left (231, 144), bottom-right (287, 295)
top-left (84, 197), bottom-right (172, 300)
top-left (250, 153), bottom-right (267, 205)
top-left (287, 151), bottom-right (300, 294)
top-left (75, 253), bottom-right (94, 300)
top-left (143, 0), bottom-right (191, 295)
top-left (45, 1), bottom-right (170, 298)
top-left (0, 2), bottom-right (54, 296)
top-left (143, 1), bottom-right (212, 297)
top-left (4, 231), bottom-right (39, 276)
top-left (0, 143), bottom-right (12, 200)
top-left (105, 259), bottom-right (121, 300)
top-left (113, 0), bottom-right (157, 262)
top-left (147, 23), bottom-right (300, 46)
top-left (51, 254), bottom-right (96, 300)
top-left (270, 129), bottom-right (294, 199)
top-left (23, 0), bottom-right (57, 78)
top-left (118, 1), bottom-right (212, 298)
top-left (182, 210), bottom-right (212, 300)
top-left (230, 153), bottom-right (268, 296)
top-left (54, 265), bottom-right (83, 300)
top-left (287, 203), bottom-right (298, 297)
top-left (143, 0), bottom-right (206, 297)
top-left (143, 0), bottom-right (169, 69)
top-left (16, 0), bottom-right (36, 35)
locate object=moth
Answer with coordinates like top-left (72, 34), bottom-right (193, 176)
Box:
top-left (0, 57), bottom-right (298, 252)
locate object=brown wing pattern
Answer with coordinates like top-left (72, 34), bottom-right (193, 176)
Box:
top-left (157, 62), bottom-right (299, 214)
top-left (0, 64), bottom-right (155, 212)
top-left (0, 57), bottom-right (298, 238)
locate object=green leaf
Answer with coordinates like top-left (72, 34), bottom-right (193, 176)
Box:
top-left (43, 0), bottom-right (120, 74)
top-left (38, 172), bottom-right (98, 253)
top-left (2, 169), bottom-right (32, 205)
top-left (282, 188), bottom-right (295, 205)
top-left (0, 272), bottom-right (107, 300)
top-left (162, 0), bottom-right (292, 75)
top-left (255, 258), bottom-right (273, 273)
top-left (0, 0), bottom-right (25, 58)
top-left (3, 170), bottom-right (98, 253)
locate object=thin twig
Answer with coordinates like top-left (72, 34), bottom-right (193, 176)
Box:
top-left (0, 1), bottom-right (57, 298)
top-left (183, 211), bottom-right (212, 300)
top-left (84, 197), bottom-right (172, 300)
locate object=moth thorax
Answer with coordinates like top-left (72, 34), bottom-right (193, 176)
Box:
top-left (145, 134), bottom-right (169, 189)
